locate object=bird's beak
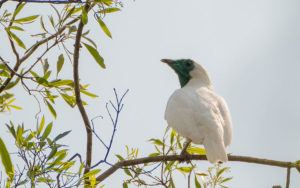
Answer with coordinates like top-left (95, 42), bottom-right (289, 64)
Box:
top-left (161, 59), bottom-right (175, 65)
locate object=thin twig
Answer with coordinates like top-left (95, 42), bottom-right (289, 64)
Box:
top-left (286, 167), bottom-right (291, 188)
top-left (96, 154), bottom-right (300, 184)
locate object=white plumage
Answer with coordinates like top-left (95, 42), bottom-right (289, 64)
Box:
top-left (165, 61), bottom-right (232, 163)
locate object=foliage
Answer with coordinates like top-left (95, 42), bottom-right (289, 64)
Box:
top-left (116, 128), bottom-right (232, 188)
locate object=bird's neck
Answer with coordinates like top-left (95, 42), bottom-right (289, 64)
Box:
top-left (183, 66), bottom-right (212, 89)
top-left (185, 77), bottom-right (213, 89)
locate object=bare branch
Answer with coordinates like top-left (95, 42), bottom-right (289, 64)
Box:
top-left (96, 154), bottom-right (300, 184)
top-left (286, 167), bottom-right (291, 188)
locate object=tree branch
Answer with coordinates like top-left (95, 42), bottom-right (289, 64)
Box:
top-left (96, 154), bottom-right (300, 184)
top-left (286, 167), bottom-right (291, 188)
top-left (0, 4), bottom-right (95, 93)
top-left (73, 3), bottom-right (92, 177)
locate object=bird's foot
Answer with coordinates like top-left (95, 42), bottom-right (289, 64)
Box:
top-left (179, 149), bottom-right (192, 163)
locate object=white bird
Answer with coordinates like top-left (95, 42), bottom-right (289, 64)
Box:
top-left (162, 59), bottom-right (232, 163)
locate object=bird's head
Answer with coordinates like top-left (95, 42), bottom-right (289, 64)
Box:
top-left (161, 59), bottom-right (211, 88)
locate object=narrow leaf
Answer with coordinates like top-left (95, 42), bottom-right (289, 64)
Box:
top-left (40, 17), bottom-right (48, 32)
top-left (14, 15), bottom-right (39, 23)
top-left (123, 182), bottom-right (128, 188)
top-left (7, 26), bottom-right (24, 31)
top-left (99, 8), bottom-right (120, 14)
top-left (56, 54), bottom-right (64, 76)
top-left (82, 43), bottom-right (105, 69)
top-left (83, 169), bottom-right (101, 178)
top-left (41, 122), bottom-right (53, 141)
top-left (80, 89), bottom-right (98, 98)
top-left (0, 138), bottom-right (14, 180)
top-left (115, 154), bottom-right (125, 161)
top-left (124, 168), bottom-right (132, 177)
top-left (195, 176), bottom-right (202, 188)
top-left (9, 105), bottom-right (22, 110)
top-left (13, 3), bottom-right (26, 18)
top-left (46, 100), bottom-right (56, 119)
top-left (97, 18), bottom-right (112, 38)
top-left (53, 130), bottom-right (71, 143)
top-left (7, 31), bottom-right (26, 49)
top-left (37, 116), bottom-right (45, 136)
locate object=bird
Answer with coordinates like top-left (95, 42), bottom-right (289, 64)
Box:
top-left (161, 59), bottom-right (232, 163)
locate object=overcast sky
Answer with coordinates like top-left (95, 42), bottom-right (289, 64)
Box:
top-left (1, 0), bottom-right (300, 187)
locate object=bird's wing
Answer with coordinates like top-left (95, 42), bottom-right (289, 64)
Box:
top-left (196, 88), bottom-right (232, 147)
top-left (215, 95), bottom-right (232, 147)
top-left (195, 87), bottom-right (228, 163)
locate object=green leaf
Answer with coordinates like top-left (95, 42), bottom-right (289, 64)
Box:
top-left (4, 77), bottom-right (20, 91)
top-left (96, 0), bottom-right (113, 6)
top-left (51, 79), bottom-right (73, 87)
top-left (13, 3), bottom-right (26, 18)
top-left (82, 43), bottom-right (105, 69)
top-left (124, 168), bottom-right (132, 177)
top-left (187, 147), bottom-right (206, 155)
top-left (99, 8), bottom-right (120, 14)
top-left (6, 122), bottom-right (16, 139)
top-left (148, 152), bottom-right (160, 157)
top-left (80, 89), bottom-right (98, 98)
top-left (53, 130), bottom-right (71, 143)
top-left (41, 59), bottom-right (49, 74)
top-left (97, 18), bottom-right (112, 38)
top-left (81, 7), bottom-right (88, 24)
top-left (177, 166), bottom-right (194, 174)
top-left (7, 26), bottom-right (24, 31)
top-left (46, 100), bottom-right (56, 118)
top-left (0, 70), bottom-right (10, 77)
top-left (82, 36), bottom-right (97, 48)
top-left (51, 152), bottom-right (67, 165)
top-left (123, 182), bottom-right (128, 188)
top-left (170, 129), bottom-right (175, 145)
top-left (47, 146), bottom-right (57, 161)
top-left (216, 167), bottom-right (230, 178)
top-left (49, 15), bottom-right (55, 28)
top-left (30, 71), bottom-right (39, 78)
top-left (0, 138), bottom-right (14, 180)
top-left (115, 154), bottom-right (125, 161)
top-left (195, 176), bottom-right (202, 188)
top-left (41, 122), bottom-right (53, 141)
top-left (40, 17), bottom-right (48, 32)
top-left (83, 169), bottom-right (101, 178)
top-left (56, 54), bottom-right (64, 76)
top-left (37, 177), bottom-right (54, 183)
top-left (37, 116), bottom-right (45, 136)
top-left (165, 161), bottom-right (175, 171)
top-left (14, 15), bottom-right (39, 23)
top-left (43, 71), bottom-right (51, 80)
top-left (221, 177), bottom-right (233, 183)
top-left (149, 138), bottom-right (164, 146)
top-left (60, 93), bottom-right (76, 108)
top-left (7, 31), bottom-right (26, 49)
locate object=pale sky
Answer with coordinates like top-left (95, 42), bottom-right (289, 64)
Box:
top-left (1, 0), bottom-right (300, 187)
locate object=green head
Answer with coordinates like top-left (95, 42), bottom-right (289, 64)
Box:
top-left (161, 59), bottom-right (195, 87)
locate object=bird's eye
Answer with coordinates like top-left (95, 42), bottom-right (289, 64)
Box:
top-left (185, 60), bottom-right (193, 67)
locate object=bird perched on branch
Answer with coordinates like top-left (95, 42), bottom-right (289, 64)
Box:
top-left (162, 59), bottom-right (232, 163)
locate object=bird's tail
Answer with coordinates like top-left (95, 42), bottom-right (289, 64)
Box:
top-left (203, 137), bottom-right (228, 164)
